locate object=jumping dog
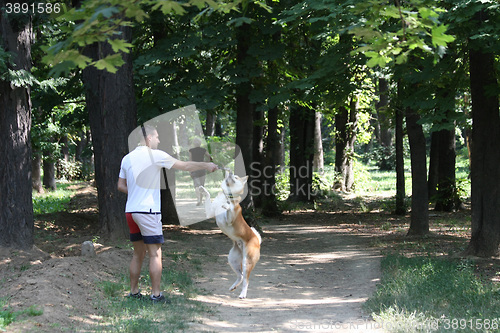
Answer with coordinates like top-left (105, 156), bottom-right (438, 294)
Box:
top-left (199, 171), bottom-right (261, 299)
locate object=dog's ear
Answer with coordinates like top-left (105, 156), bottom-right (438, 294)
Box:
top-left (225, 170), bottom-right (231, 178)
top-left (239, 175), bottom-right (249, 184)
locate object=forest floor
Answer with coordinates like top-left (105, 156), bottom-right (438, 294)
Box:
top-left (1, 183), bottom-right (495, 332)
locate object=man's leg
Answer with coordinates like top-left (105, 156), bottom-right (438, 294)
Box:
top-left (130, 240), bottom-right (146, 294)
top-left (145, 243), bottom-right (162, 297)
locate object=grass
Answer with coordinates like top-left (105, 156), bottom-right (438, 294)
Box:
top-left (0, 297), bottom-right (43, 331)
top-left (32, 182), bottom-right (75, 215)
top-left (93, 255), bottom-right (213, 332)
top-left (365, 255), bottom-right (500, 332)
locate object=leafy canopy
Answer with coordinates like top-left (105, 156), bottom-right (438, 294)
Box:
top-left (349, 0), bottom-right (455, 68)
top-left (42, 0), bottom-right (270, 76)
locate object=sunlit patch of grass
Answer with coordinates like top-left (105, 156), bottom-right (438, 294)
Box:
top-left (32, 185), bottom-right (75, 215)
top-left (365, 255), bottom-right (500, 333)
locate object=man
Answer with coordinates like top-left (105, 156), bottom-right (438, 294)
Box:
top-left (118, 125), bottom-right (217, 303)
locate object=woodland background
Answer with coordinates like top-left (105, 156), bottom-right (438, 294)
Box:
top-left (1, 0), bottom-right (500, 257)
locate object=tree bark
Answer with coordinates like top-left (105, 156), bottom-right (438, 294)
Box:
top-left (376, 78), bottom-right (392, 147)
top-left (32, 150), bottom-right (44, 193)
top-left (434, 126), bottom-right (456, 211)
top-left (235, 22), bottom-right (255, 212)
top-left (205, 111), bottom-right (216, 137)
top-left (0, 6), bottom-right (34, 249)
top-left (465, 46), bottom-right (500, 257)
top-left (334, 99), bottom-right (357, 192)
top-left (313, 111), bottom-right (324, 173)
top-left (394, 84), bottom-right (406, 215)
top-left (289, 104), bottom-right (314, 202)
top-left (428, 131), bottom-right (439, 201)
top-left (82, 26), bottom-right (137, 240)
top-left (252, 108), bottom-right (264, 208)
top-left (405, 106), bottom-right (429, 235)
top-left (42, 156), bottom-right (57, 191)
top-left (261, 105), bottom-right (280, 216)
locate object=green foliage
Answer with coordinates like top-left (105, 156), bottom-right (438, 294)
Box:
top-left (0, 299), bottom-right (43, 331)
top-left (56, 159), bottom-right (84, 181)
top-left (350, 0), bottom-right (455, 68)
top-left (366, 255), bottom-right (500, 332)
top-left (32, 186), bottom-right (73, 215)
top-left (42, 0), bottom-right (261, 75)
top-left (1, 69), bottom-right (40, 87)
top-left (0, 310), bottom-right (15, 330)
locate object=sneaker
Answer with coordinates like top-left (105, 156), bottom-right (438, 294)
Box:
top-left (127, 291), bottom-right (143, 299)
top-left (150, 292), bottom-right (171, 304)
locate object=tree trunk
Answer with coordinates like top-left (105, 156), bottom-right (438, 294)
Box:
top-left (82, 26), bottom-right (137, 240)
top-left (0, 6), bottom-right (34, 249)
top-left (394, 84), bottom-right (406, 215)
top-left (160, 121), bottom-right (179, 225)
top-left (405, 106), bottom-right (429, 235)
top-left (289, 104), bottom-right (314, 202)
top-left (345, 99), bottom-right (358, 191)
top-left (42, 157), bottom-right (57, 191)
top-left (465, 46), bottom-right (500, 257)
top-left (435, 126), bottom-right (456, 212)
top-left (32, 150), bottom-right (44, 193)
top-left (205, 111), bottom-right (216, 137)
top-left (428, 131), bottom-right (439, 201)
top-left (235, 22), bottom-right (255, 212)
top-left (335, 106), bottom-right (348, 191)
top-left (313, 111), bottom-right (324, 173)
top-left (376, 78), bottom-right (392, 147)
top-left (252, 108), bottom-right (264, 208)
top-left (75, 130), bottom-right (85, 162)
top-left (334, 99), bottom-right (357, 192)
top-left (261, 105), bottom-right (280, 216)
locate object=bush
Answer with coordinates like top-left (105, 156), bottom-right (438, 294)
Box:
top-left (56, 159), bottom-right (82, 181)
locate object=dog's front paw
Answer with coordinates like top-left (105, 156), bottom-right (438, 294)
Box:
top-left (199, 186), bottom-right (210, 198)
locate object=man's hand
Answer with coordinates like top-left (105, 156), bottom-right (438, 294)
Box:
top-left (206, 162), bottom-right (218, 172)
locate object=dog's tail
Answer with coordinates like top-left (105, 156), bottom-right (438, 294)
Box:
top-left (251, 227), bottom-right (262, 244)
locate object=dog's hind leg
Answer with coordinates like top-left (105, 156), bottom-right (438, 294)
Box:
top-left (238, 239), bottom-right (260, 299)
top-left (228, 241), bottom-right (244, 292)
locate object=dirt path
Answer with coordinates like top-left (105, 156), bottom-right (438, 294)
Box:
top-left (168, 213), bottom-right (383, 333)
top-left (1, 185), bottom-right (384, 332)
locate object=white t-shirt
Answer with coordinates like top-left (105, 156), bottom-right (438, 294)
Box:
top-left (119, 146), bottom-right (177, 213)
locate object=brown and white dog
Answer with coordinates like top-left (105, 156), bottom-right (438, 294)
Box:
top-left (199, 171), bottom-right (261, 299)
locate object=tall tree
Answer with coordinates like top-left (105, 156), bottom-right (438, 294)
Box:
top-left (405, 104), bottom-right (429, 235)
top-left (234, 21), bottom-right (255, 209)
top-left (313, 111), bottom-right (324, 173)
top-left (82, 24), bottom-right (137, 239)
top-left (289, 104), bottom-right (315, 202)
top-left (394, 97), bottom-right (406, 215)
top-left (465, 17), bottom-right (500, 256)
top-left (334, 100), bottom-right (358, 192)
top-left (0, 4), bottom-right (34, 249)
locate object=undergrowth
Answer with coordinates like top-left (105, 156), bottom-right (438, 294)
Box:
top-left (365, 255), bottom-right (500, 332)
